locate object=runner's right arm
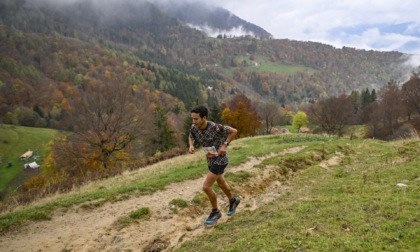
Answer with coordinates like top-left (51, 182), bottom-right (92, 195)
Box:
top-left (188, 136), bottom-right (195, 154)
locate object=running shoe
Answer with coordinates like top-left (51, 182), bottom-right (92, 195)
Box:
top-left (227, 197), bottom-right (240, 216)
top-left (205, 210), bottom-right (222, 225)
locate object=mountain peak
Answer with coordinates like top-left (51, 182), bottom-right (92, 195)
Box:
top-left (155, 1), bottom-right (273, 38)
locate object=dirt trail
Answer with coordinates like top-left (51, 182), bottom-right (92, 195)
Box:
top-left (0, 146), bottom-right (306, 252)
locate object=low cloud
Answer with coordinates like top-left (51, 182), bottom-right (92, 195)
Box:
top-left (201, 0), bottom-right (420, 55)
top-left (186, 24), bottom-right (255, 38)
top-left (401, 54), bottom-right (420, 81)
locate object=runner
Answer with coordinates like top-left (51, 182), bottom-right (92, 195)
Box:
top-left (188, 105), bottom-right (240, 225)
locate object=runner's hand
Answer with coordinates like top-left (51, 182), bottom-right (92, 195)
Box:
top-left (218, 145), bottom-right (227, 155)
top-left (189, 146), bottom-right (195, 154)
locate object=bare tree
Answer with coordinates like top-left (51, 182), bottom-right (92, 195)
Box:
top-left (68, 81), bottom-right (144, 169)
top-left (401, 76), bottom-right (420, 118)
top-left (377, 80), bottom-right (403, 136)
top-left (365, 80), bottom-right (404, 138)
top-left (306, 95), bottom-right (354, 136)
top-left (256, 101), bottom-right (279, 135)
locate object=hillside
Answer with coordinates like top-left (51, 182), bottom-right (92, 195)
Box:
top-left (0, 0), bottom-right (413, 123)
top-left (0, 134), bottom-right (418, 251)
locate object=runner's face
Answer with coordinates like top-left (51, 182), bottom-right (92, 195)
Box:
top-left (191, 113), bottom-right (206, 129)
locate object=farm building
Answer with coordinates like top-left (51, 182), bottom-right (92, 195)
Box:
top-left (20, 151), bottom-right (33, 161)
top-left (299, 127), bottom-right (311, 133)
top-left (24, 162), bottom-right (40, 169)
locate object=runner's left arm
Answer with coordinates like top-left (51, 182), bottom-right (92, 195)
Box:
top-left (218, 127), bottom-right (237, 155)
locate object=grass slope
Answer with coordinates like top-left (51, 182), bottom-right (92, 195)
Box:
top-left (225, 60), bottom-right (317, 77)
top-left (0, 134), bottom-right (419, 251)
top-left (0, 125), bottom-right (61, 192)
top-left (178, 138), bottom-right (420, 251)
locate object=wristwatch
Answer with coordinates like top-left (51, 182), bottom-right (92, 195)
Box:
top-left (224, 141), bottom-right (229, 146)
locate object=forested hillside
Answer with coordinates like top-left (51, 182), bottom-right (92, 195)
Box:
top-left (0, 0), bottom-right (410, 119)
top-left (1, 0), bottom-right (418, 202)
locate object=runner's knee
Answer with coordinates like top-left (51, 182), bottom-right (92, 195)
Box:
top-left (202, 184), bottom-right (211, 192)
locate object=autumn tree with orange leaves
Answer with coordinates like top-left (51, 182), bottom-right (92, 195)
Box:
top-left (222, 95), bottom-right (261, 138)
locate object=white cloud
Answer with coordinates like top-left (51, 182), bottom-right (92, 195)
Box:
top-left (198, 0), bottom-right (420, 54)
top-left (186, 23), bottom-right (255, 38)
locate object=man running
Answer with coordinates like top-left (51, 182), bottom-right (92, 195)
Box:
top-left (188, 105), bottom-right (240, 225)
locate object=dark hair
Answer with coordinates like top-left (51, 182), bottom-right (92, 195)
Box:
top-left (191, 105), bottom-right (208, 118)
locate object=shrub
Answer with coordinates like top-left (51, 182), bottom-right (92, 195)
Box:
top-left (387, 124), bottom-right (418, 141)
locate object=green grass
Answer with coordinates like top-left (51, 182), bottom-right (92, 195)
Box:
top-left (343, 125), bottom-right (368, 138)
top-left (1, 134), bottom-right (419, 252)
top-left (129, 207), bottom-right (150, 219)
top-left (116, 207), bottom-right (151, 228)
top-left (225, 63), bottom-right (317, 76)
top-left (224, 170), bottom-right (256, 182)
top-left (177, 139), bottom-right (420, 251)
top-left (170, 199), bottom-right (188, 208)
top-left (277, 125), bottom-right (299, 133)
top-left (0, 125), bottom-right (62, 192)
top-left (0, 134), bottom-right (328, 231)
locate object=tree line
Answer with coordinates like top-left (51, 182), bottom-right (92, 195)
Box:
top-left (0, 0), bottom-right (409, 108)
top-left (7, 70), bottom-right (420, 205)
top-left (305, 71), bottom-right (420, 140)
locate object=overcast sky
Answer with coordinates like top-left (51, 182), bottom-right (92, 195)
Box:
top-left (196, 0), bottom-right (420, 55)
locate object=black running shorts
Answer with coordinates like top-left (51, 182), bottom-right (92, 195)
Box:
top-left (208, 163), bottom-right (228, 175)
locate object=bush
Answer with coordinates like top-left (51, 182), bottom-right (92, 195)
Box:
top-left (387, 124), bottom-right (418, 141)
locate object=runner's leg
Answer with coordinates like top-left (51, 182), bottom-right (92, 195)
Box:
top-left (203, 172), bottom-right (220, 209)
top-left (217, 174), bottom-right (233, 200)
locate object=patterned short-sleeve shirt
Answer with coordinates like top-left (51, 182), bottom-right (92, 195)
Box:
top-left (189, 121), bottom-right (230, 166)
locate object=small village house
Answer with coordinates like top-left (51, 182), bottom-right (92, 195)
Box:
top-left (24, 162), bottom-right (40, 169)
top-left (299, 127), bottom-right (310, 133)
top-left (20, 150), bottom-right (33, 161)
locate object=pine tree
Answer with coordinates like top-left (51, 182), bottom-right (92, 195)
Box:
top-left (153, 104), bottom-right (176, 153)
top-left (182, 100), bottom-right (201, 148)
top-left (182, 115), bottom-right (199, 148)
top-left (209, 103), bottom-right (222, 124)
top-left (371, 89), bottom-right (377, 102)
top-left (33, 104), bottom-right (44, 118)
top-left (361, 88), bottom-right (371, 109)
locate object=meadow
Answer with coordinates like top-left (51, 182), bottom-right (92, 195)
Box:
top-left (224, 58), bottom-right (318, 77)
top-left (0, 133), bottom-right (418, 251)
top-left (0, 125), bottom-right (61, 193)
top-left (178, 136), bottom-right (420, 251)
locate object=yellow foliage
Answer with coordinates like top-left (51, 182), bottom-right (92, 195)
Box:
top-left (60, 98), bottom-right (72, 111)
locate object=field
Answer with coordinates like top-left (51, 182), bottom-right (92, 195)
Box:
top-left (224, 60), bottom-right (318, 77)
top-left (0, 125), bottom-right (61, 193)
top-left (0, 134), bottom-right (419, 251)
top-left (179, 137), bottom-right (420, 251)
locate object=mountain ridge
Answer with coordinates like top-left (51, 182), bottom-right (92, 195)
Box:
top-left (0, 0), bottom-right (414, 124)
top-left (154, 1), bottom-right (273, 38)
